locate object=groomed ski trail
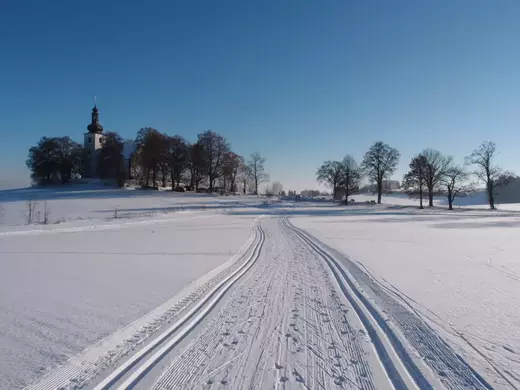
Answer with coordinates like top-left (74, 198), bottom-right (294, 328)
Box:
top-left (285, 218), bottom-right (495, 390)
top-left (29, 216), bottom-right (494, 390)
top-left (151, 218), bottom-right (416, 389)
top-left (25, 219), bottom-right (265, 390)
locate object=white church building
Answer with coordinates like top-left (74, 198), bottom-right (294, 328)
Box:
top-left (83, 105), bottom-right (135, 179)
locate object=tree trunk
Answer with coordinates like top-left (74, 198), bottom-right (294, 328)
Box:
top-left (428, 188), bottom-right (434, 207)
top-left (152, 167), bottom-right (156, 188)
top-left (488, 184), bottom-right (495, 209)
top-left (161, 167), bottom-right (167, 188)
top-left (419, 186), bottom-right (423, 209)
top-left (448, 197), bottom-right (453, 210)
top-left (377, 180), bottom-right (382, 204)
top-left (170, 170), bottom-right (175, 191)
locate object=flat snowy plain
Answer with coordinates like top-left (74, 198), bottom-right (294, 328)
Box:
top-left (0, 186), bottom-right (518, 389)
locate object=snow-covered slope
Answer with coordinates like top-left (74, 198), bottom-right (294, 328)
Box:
top-left (0, 184), bottom-right (268, 228)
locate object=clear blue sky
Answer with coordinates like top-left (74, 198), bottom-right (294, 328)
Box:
top-left (1, 0), bottom-right (519, 191)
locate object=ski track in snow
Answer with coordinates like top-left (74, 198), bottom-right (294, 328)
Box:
top-left (24, 219), bottom-right (262, 390)
top-left (151, 217), bottom-right (389, 390)
top-left (26, 216), bottom-right (494, 390)
top-left (284, 219), bottom-right (494, 390)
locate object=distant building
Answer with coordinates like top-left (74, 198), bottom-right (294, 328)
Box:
top-left (334, 180), bottom-right (401, 201)
top-left (83, 105), bottom-right (104, 178)
top-left (360, 180), bottom-right (400, 193)
top-left (82, 105), bottom-right (135, 180)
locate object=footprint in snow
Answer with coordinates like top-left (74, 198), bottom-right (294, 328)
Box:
top-left (503, 345), bottom-right (516, 354)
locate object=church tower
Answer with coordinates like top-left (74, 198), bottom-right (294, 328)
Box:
top-left (83, 105), bottom-right (104, 178)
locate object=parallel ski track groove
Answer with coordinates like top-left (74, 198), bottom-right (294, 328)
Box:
top-left (152, 217), bottom-right (383, 390)
top-left (26, 219), bottom-right (261, 390)
top-left (282, 218), bottom-right (423, 390)
top-left (285, 218), bottom-right (494, 390)
top-left (279, 219), bottom-right (377, 390)
top-left (151, 219), bottom-right (285, 390)
top-left (90, 219), bottom-right (266, 390)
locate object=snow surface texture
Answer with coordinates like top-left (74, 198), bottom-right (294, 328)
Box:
top-left (0, 211), bottom-right (256, 389)
top-left (0, 186), bottom-right (518, 389)
top-left (0, 185), bottom-right (267, 228)
top-left (293, 205), bottom-right (520, 389)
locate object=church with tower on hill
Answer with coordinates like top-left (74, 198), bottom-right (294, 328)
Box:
top-left (83, 105), bottom-right (135, 180)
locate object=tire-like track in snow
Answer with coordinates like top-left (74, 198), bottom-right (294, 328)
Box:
top-left (284, 218), bottom-right (494, 390)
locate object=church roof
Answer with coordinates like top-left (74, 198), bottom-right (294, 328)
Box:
top-left (87, 105), bottom-right (104, 133)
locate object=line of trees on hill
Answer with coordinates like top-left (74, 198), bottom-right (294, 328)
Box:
top-left (130, 128), bottom-right (268, 193)
top-left (26, 129), bottom-right (269, 194)
top-left (317, 140), bottom-right (515, 210)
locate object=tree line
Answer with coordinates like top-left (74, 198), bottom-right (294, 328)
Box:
top-left (27, 128), bottom-right (269, 194)
top-left (317, 140), bottom-right (515, 210)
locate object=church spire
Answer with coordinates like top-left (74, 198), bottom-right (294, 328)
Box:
top-left (87, 104), bottom-right (104, 133)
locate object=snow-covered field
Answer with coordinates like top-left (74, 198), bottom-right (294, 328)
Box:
top-left (292, 204), bottom-right (520, 389)
top-left (0, 191), bottom-right (258, 388)
top-left (0, 185), bottom-right (265, 228)
top-left (1, 185), bottom-right (519, 389)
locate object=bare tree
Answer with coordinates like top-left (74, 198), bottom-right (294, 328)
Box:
top-left (42, 201), bottom-right (50, 224)
top-left (165, 135), bottom-right (189, 189)
top-left (188, 142), bottom-right (207, 191)
top-left (26, 200), bottom-right (37, 224)
top-left (222, 152), bottom-right (242, 192)
top-left (466, 141), bottom-right (514, 209)
top-left (441, 165), bottom-right (473, 210)
top-left (361, 142), bottom-right (400, 204)
top-left (135, 127), bottom-right (164, 188)
top-left (341, 156), bottom-right (362, 205)
top-left (197, 131), bottom-right (230, 192)
top-left (316, 161), bottom-right (343, 200)
top-left (237, 161), bottom-right (252, 194)
top-left (422, 149), bottom-right (453, 207)
top-left (402, 154), bottom-right (428, 209)
top-left (247, 152), bottom-right (269, 195)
